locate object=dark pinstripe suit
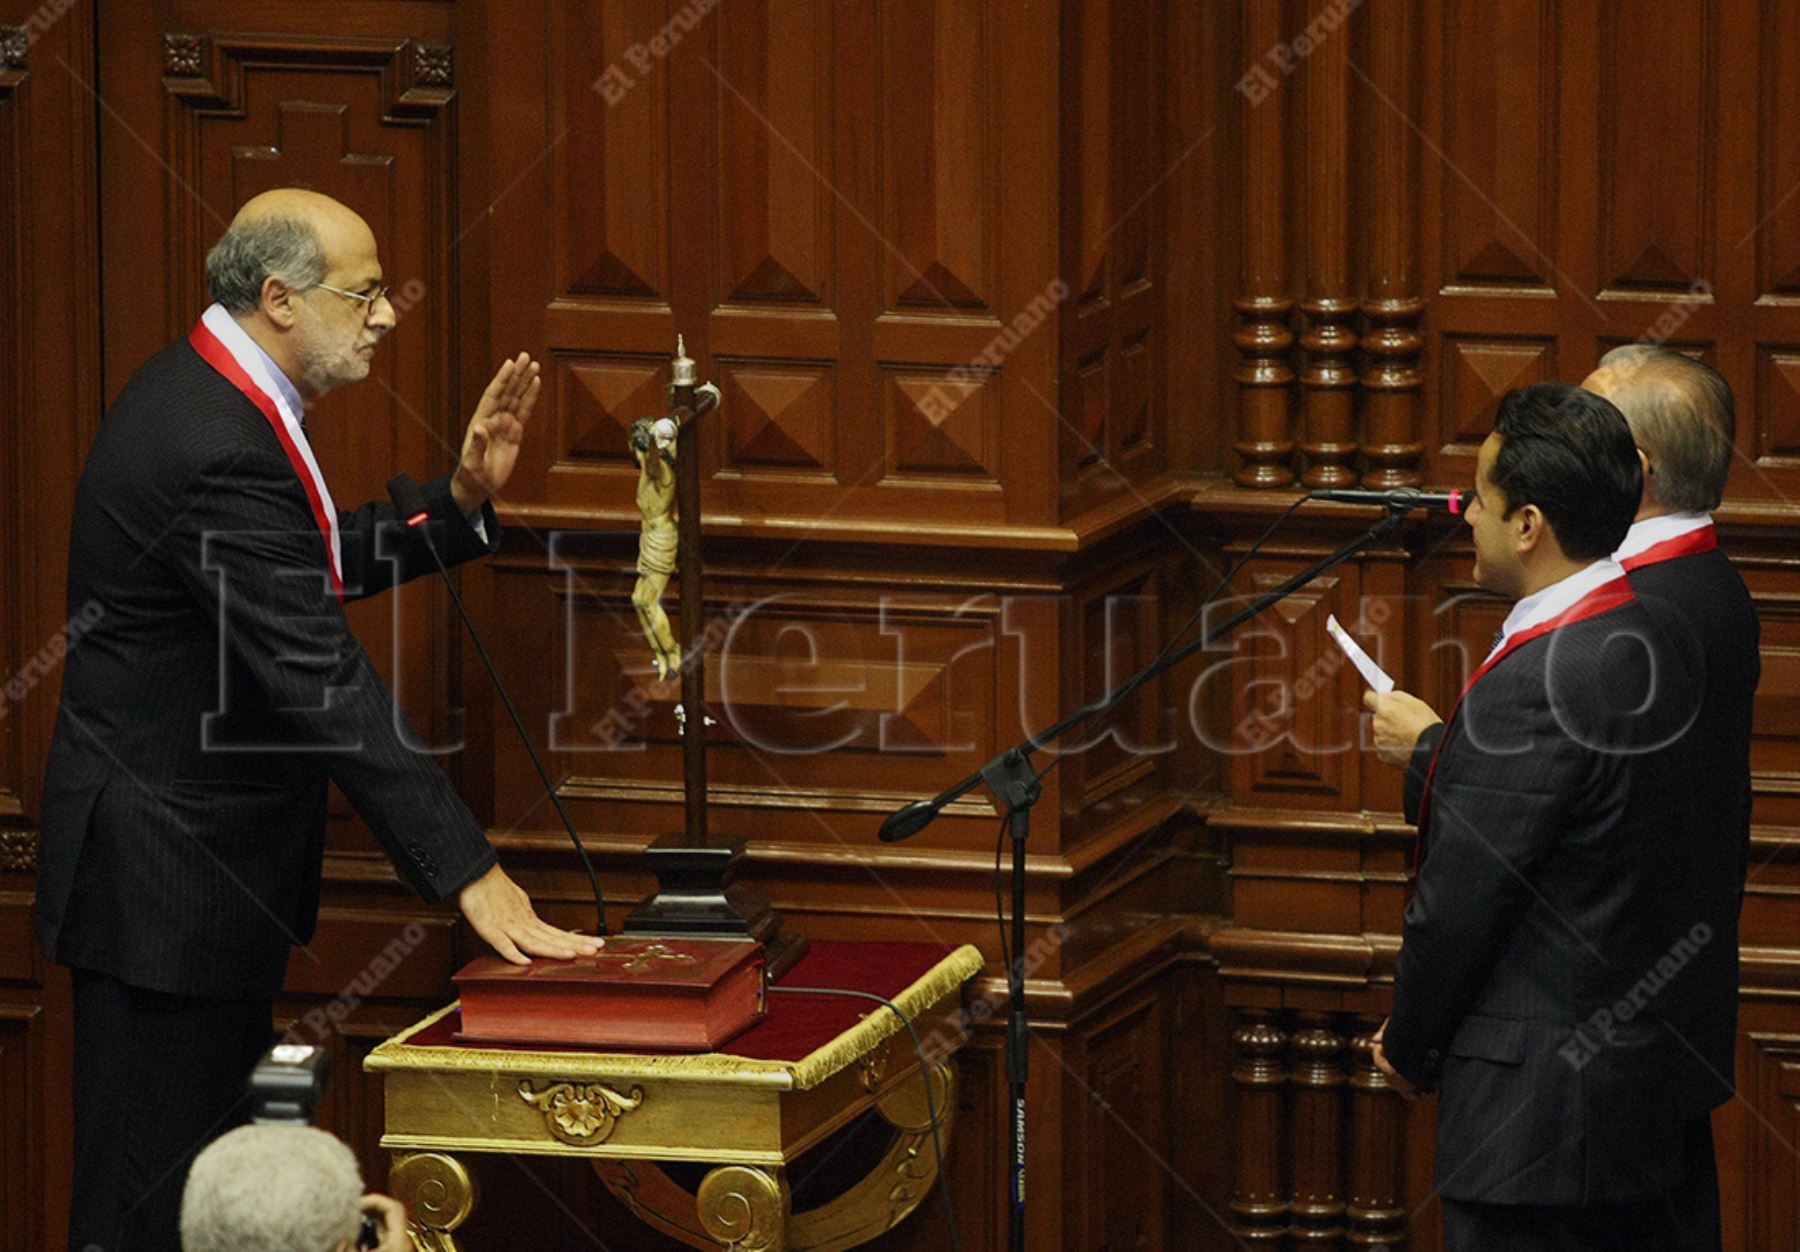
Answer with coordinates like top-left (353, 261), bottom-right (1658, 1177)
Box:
top-left (1383, 596), bottom-right (1721, 1235)
top-left (39, 335), bottom-right (500, 1251)
top-left (1400, 548), bottom-right (1757, 1245)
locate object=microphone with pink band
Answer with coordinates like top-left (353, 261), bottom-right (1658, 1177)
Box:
top-left (1309, 487), bottom-right (1473, 514)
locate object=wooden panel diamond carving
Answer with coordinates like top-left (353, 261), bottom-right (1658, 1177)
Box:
top-left (883, 367), bottom-right (998, 480)
top-left (1597, 0), bottom-right (1713, 290)
top-left (1442, 0), bottom-right (1558, 286)
top-left (556, 0), bottom-right (668, 299)
top-left (553, 353), bottom-right (666, 465)
top-left (1439, 336), bottom-right (1556, 452)
top-left (718, 361), bottom-right (834, 475)
top-left (715, 0), bottom-right (832, 305)
top-left (881, 0), bottom-right (994, 311)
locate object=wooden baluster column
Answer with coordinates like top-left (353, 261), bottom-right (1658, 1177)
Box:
top-left (1230, 1011), bottom-right (1290, 1241)
top-left (1299, 12), bottom-right (1358, 487)
top-left (1288, 1013), bottom-right (1348, 1249)
top-left (1234, 0), bottom-right (1296, 487)
top-left (1346, 1018), bottom-right (1407, 1246)
top-left (1358, 0), bottom-right (1424, 488)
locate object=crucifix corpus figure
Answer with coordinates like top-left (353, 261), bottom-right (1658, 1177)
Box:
top-left (629, 414), bottom-right (682, 680)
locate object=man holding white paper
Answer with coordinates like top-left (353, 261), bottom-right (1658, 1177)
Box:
top-left (1363, 383), bottom-right (1720, 1250)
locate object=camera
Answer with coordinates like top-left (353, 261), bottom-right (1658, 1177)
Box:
top-left (247, 1044), bottom-right (380, 1248)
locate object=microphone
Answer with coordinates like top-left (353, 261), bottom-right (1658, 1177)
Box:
top-left (1309, 487), bottom-right (1473, 514)
top-left (879, 799), bottom-right (942, 844)
top-left (387, 474), bottom-right (609, 936)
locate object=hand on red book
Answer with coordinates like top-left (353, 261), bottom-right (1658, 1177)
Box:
top-left (458, 864), bottom-right (603, 964)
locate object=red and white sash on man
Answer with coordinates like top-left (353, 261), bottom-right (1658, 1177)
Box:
top-left (1617, 518), bottom-right (1717, 572)
top-left (1413, 573), bottom-right (1636, 865)
top-left (189, 303), bottom-right (344, 601)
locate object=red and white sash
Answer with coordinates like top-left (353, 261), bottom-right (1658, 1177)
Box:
top-left (1414, 573), bottom-right (1636, 864)
top-left (189, 304), bottom-right (344, 601)
top-left (1617, 517), bottom-right (1717, 572)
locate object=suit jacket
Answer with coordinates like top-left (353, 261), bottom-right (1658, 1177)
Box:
top-left (1383, 595), bottom-right (1715, 1206)
top-left (1403, 546), bottom-right (1760, 1106)
top-left (37, 337), bottom-right (500, 999)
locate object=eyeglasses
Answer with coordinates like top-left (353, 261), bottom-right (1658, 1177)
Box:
top-left (311, 282), bottom-right (391, 313)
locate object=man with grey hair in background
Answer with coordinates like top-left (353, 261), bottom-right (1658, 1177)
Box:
top-left (39, 188), bottom-right (602, 1251)
top-left (1370, 345), bottom-right (1757, 1247)
top-left (180, 1126), bottom-right (407, 1252)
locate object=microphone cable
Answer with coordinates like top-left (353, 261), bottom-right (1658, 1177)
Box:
top-left (765, 984), bottom-right (959, 1252)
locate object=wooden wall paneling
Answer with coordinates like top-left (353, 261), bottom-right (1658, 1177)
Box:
top-left (1356, 0), bottom-right (1423, 489)
top-left (710, 0), bottom-right (839, 507)
top-left (0, 22), bottom-right (31, 878)
top-left (2, 4), bottom-right (98, 1247)
top-left (1223, 551), bottom-right (1369, 813)
top-left (1352, 539), bottom-right (1410, 817)
top-left (1059, 0), bottom-right (1166, 518)
top-left (0, 1001), bottom-right (45, 1251)
top-left (1723, 0), bottom-right (1800, 503)
top-left (1233, 0), bottom-right (1297, 488)
top-left (1067, 988), bottom-right (1170, 1249)
top-left (532, 0), bottom-right (680, 523)
top-left (871, 0), bottom-right (1027, 526)
top-left (1734, 1022), bottom-right (1800, 1249)
top-left (1162, 0), bottom-right (1237, 478)
top-left (514, 549), bottom-right (1027, 854)
top-left (1594, 0), bottom-right (1712, 297)
top-left (1060, 555), bottom-right (1164, 831)
top-left (1297, 3), bottom-right (1357, 489)
top-left (1412, 0), bottom-right (1565, 489)
top-left (1736, 564), bottom-right (1800, 836)
top-left (2, 0), bottom-right (101, 857)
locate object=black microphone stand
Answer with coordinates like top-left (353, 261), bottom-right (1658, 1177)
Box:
top-left (880, 503), bottom-right (1410, 1251)
top-left (388, 475), bottom-right (610, 936)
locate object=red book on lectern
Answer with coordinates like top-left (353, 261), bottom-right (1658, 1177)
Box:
top-left (453, 939), bottom-right (767, 1051)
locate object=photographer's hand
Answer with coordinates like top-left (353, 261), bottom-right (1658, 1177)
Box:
top-left (360, 1194), bottom-right (410, 1252)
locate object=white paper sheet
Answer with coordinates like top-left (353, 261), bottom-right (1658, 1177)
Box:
top-left (1325, 613), bottom-right (1395, 694)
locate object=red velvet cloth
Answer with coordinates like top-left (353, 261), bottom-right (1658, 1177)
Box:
top-left (408, 940), bottom-right (959, 1062)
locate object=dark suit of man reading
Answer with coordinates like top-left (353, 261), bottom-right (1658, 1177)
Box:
top-left (38, 188), bottom-right (603, 1252)
top-left (1368, 384), bottom-right (1719, 1251)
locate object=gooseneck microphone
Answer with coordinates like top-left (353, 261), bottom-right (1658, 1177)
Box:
top-left (1309, 486), bottom-right (1473, 514)
top-left (387, 474), bottom-right (609, 935)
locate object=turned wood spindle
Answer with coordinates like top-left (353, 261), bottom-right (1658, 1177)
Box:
top-left (1229, 1011), bottom-right (1291, 1241)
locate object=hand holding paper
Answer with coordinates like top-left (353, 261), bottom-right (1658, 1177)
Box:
top-left (1325, 613), bottom-right (1395, 694)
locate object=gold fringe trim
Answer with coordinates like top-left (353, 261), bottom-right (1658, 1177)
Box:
top-left (786, 944), bottom-right (984, 1090)
top-left (365, 944), bottom-right (985, 1092)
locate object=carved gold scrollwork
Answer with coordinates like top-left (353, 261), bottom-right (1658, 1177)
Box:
top-left (591, 1062), bottom-right (959, 1250)
top-left (696, 1165), bottom-right (789, 1251)
top-left (518, 1078), bottom-right (644, 1146)
top-left (389, 1152), bottom-right (476, 1252)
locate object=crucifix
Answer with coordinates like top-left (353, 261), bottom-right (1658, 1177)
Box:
top-left (620, 338), bottom-right (807, 977)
